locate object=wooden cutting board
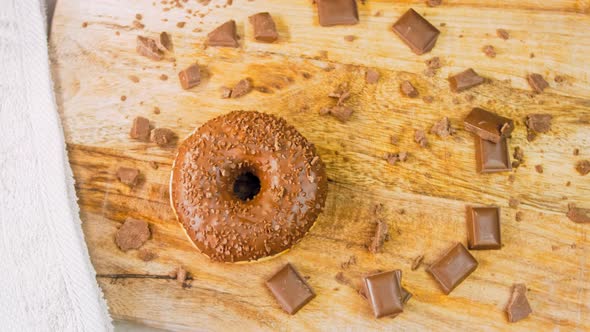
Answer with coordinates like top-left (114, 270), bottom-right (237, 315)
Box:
top-left (49, 0), bottom-right (590, 330)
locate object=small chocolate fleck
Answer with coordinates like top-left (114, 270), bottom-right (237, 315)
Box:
top-left (509, 198), bottom-right (520, 208)
top-left (576, 160), bottom-right (590, 176)
top-left (368, 219), bottom-right (389, 254)
top-left (400, 80), bottom-right (419, 98)
top-left (150, 128), bottom-right (176, 146)
top-left (573, 148), bottom-right (580, 156)
top-left (135, 14), bottom-right (143, 20)
top-left (160, 74), bottom-right (169, 81)
top-left (515, 211), bottom-right (523, 222)
top-left (426, 0), bottom-right (442, 7)
top-left (483, 45), bottom-right (496, 58)
top-left (231, 78), bottom-right (253, 98)
top-left (430, 117), bottom-right (455, 137)
top-left (365, 69), bottom-right (380, 84)
top-left (344, 35), bottom-right (356, 42)
top-left (526, 114), bottom-right (552, 133)
top-left (411, 254), bottom-right (424, 270)
top-left (138, 249), bottom-right (157, 261)
top-left (535, 165), bottom-right (543, 174)
top-left (414, 129), bottom-right (428, 148)
top-left (176, 21), bottom-right (186, 28)
top-left (82, 22), bottom-right (88, 28)
top-left (120, 95), bottom-right (127, 101)
top-left (496, 29), bottom-right (509, 40)
top-left (128, 75), bottom-right (140, 83)
top-left (116, 167), bottom-right (140, 186)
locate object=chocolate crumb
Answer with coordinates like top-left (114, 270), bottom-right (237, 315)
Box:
top-left (148, 161), bottom-right (159, 169)
top-left (390, 136), bottom-right (398, 145)
top-left (135, 14), bottom-right (143, 20)
top-left (496, 29), bottom-right (509, 40)
top-left (483, 45), bottom-right (496, 58)
top-left (506, 284), bottom-right (533, 323)
top-left (160, 74), bottom-right (168, 81)
top-left (529, 53), bottom-right (535, 58)
top-left (526, 114), bottom-right (552, 133)
top-left (400, 80), bottom-right (419, 98)
top-left (221, 87), bottom-right (232, 98)
top-left (576, 160), bottom-right (590, 176)
top-left (340, 255), bottom-right (357, 269)
top-left (368, 219), bottom-right (389, 254)
top-left (115, 218), bottom-right (150, 251)
top-left (153, 107), bottom-right (160, 115)
top-left (515, 211), bottom-right (523, 222)
top-left (115, 31), bottom-right (120, 36)
top-left (344, 35), bottom-right (356, 42)
top-left (512, 146), bottom-right (524, 168)
top-left (509, 198), bottom-right (520, 208)
top-left (327, 106), bottom-right (353, 123)
top-left (138, 249), bottom-right (157, 261)
top-left (365, 69), bottom-right (380, 84)
top-left (566, 181), bottom-right (571, 186)
top-left (535, 165), bottom-right (543, 174)
top-left (176, 266), bottom-right (187, 284)
top-left (508, 174), bottom-right (515, 183)
top-left (374, 10), bottom-right (382, 17)
top-left (178, 63), bottom-right (201, 90)
top-left (426, 0), bottom-right (442, 7)
top-left (128, 75), bottom-right (140, 83)
top-left (133, 20), bottom-right (145, 29)
top-left (385, 152), bottom-right (408, 166)
top-left (527, 73), bottom-right (549, 93)
top-left (430, 117), bottom-right (455, 137)
top-left (176, 22), bottom-right (186, 28)
top-left (231, 78), bottom-right (253, 98)
top-left (120, 95), bottom-right (127, 101)
top-left (116, 167), bottom-right (140, 186)
top-left (554, 75), bottom-right (565, 83)
top-left (159, 32), bottom-right (173, 51)
top-left (130, 116), bottom-right (151, 141)
top-left (82, 22), bottom-right (88, 28)
top-left (411, 254), bottom-right (424, 270)
top-left (573, 148), bottom-right (579, 156)
top-left (440, 22), bottom-right (446, 27)
top-left (567, 203), bottom-right (590, 223)
top-left (150, 128), bottom-right (176, 146)
top-left (137, 36), bottom-right (162, 60)
top-left (423, 96), bottom-right (434, 103)
top-left (302, 72), bottom-right (312, 79)
top-left (335, 272), bottom-right (353, 286)
top-left (414, 129), bottom-right (428, 148)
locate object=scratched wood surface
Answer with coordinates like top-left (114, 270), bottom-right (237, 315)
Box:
top-left (49, 0), bottom-right (590, 330)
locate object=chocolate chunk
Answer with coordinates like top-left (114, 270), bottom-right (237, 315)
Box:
top-left (115, 218), bottom-right (150, 251)
top-left (362, 270), bottom-right (405, 318)
top-left (515, 211), bottom-right (523, 222)
top-left (496, 28), bottom-right (509, 40)
top-left (509, 198), bottom-right (520, 208)
top-left (449, 68), bottom-right (485, 93)
top-left (573, 148), bottom-right (580, 156)
top-left (414, 129), bottom-right (428, 148)
top-left (365, 68), bottom-right (380, 84)
top-left (512, 146), bottom-right (524, 167)
top-left (231, 78), bottom-right (253, 98)
top-left (160, 32), bottom-right (173, 51)
top-left (150, 128), bottom-right (176, 146)
top-left (116, 167), bottom-right (140, 186)
top-left (249, 12), bottom-right (278, 43)
top-left (474, 136), bottom-right (512, 173)
top-left (426, 0), bottom-right (442, 7)
top-left (400, 80), bottom-right (419, 98)
top-left (392, 9), bottom-right (440, 55)
top-left (506, 284), bottom-right (532, 323)
top-left (138, 249), bottom-right (157, 261)
top-left (136, 36), bottom-right (163, 60)
top-left (482, 45), bottom-right (496, 58)
top-left (385, 152), bottom-right (408, 166)
top-left (567, 203), bottom-right (590, 223)
top-left (206, 20), bottom-right (239, 47)
top-left (527, 73), bottom-right (549, 93)
top-left (411, 254), bottom-right (424, 271)
top-left (323, 105), bottom-right (353, 122)
top-left (178, 63), bottom-right (201, 90)
top-left (266, 263), bottom-right (315, 315)
top-left (368, 219), bottom-right (389, 253)
top-left (525, 114), bottom-right (552, 133)
top-left (464, 107), bottom-right (514, 143)
top-left (220, 87), bottom-right (232, 98)
top-left (535, 165), bottom-right (543, 174)
top-left (130, 116), bottom-right (151, 141)
top-left (430, 117), bottom-right (455, 137)
top-left (576, 160), bottom-right (590, 176)
top-left (316, 0), bottom-right (359, 27)
top-left (428, 242), bottom-right (478, 294)
top-left (466, 206), bottom-right (501, 250)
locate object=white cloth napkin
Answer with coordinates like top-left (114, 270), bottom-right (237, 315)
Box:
top-left (0, 0), bottom-right (112, 330)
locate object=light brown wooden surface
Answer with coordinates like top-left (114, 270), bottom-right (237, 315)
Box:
top-left (49, 0), bottom-right (590, 330)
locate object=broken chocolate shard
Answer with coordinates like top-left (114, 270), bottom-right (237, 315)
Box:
top-left (392, 9), bottom-right (440, 55)
top-left (474, 136), bottom-right (512, 173)
top-left (249, 12), bottom-right (279, 42)
top-left (130, 116), bottom-right (151, 141)
top-left (400, 80), bottom-right (419, 98)
top-left (506, 284), bottom-right (532, 323)
top-left (116, 167), bottom-right (140, 186)
top-left (365, 68), bottom-right (380, 84)
top-left (527, 73), bottom-right (549, 93)
top-left (449, 68), bottom-right (485, 93)
top-left (567, 203), bottom-right (590, 223)
top-left (385, 152), bottom-right (408, 166)
top-left (150, 128), bottom-right (176, 147)
top-left (576, 160), bottom-right (590, 176)
top-left (115, 218), bottom-right (150, 251)
top-left (266, 263), bottom-right (315, 315)
top-left (317, 0), bottom-right (359, 27)
top-left (464, 107), bottom-right (514, 143)
top-left (137, 36), bottom-right (163, 60)
top-left (159, 31), bottom-right (173, 51)
top-left (430, 117), bottom-right (455, 137)
top-left (414, 129), bottom-right (428, 148)
top-left (369, 219), bottom-right (389, 253)
top-left (496, 28), bottom-right (509, 40)
top-left (428, 242), bottom-right (478, 294)
top-left (178, 63), bottom-right (201, 90)
top-left (525, 114), bottom-right (552, 133)
top-left (207, 20), bottom-right (239, 47)
top-left (482, 45), bottom-right (496, 58)
top-left (411, 255), bottom-right (424, 271)
top-left (466, 206), bottom-right (501, 250)
top-left (231, 78), bottom-right (253, 98)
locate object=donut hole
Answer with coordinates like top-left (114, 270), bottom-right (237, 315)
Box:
top-left (233, 171), bottom-right (261, 201)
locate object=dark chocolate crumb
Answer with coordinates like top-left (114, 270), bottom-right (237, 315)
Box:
top-left (430, 117), bottom-right (455, 137)
top-left (176, 21), bottom-right (186, 28)
top-left (483, 45), bottom-right (496, 58)
top-left (160, 74), bottom-right (168, 81)
top-left (573, 148), bottom-right (579, 156)
top-left (530, 52), bottom-right (535, 58)
top-left (554, 75), bottom-right (565, 83)
top-left (135, 13), bottom-right (143, 20)
top-left (365, 69), bottom-right (380, 84)
top-left (344, 35), bottom-right (356, 42)
top-left (527, 73), bottom-right (548, 93)
top-left (82, 22), bottom-right (88, 28)
top-left (302, 72), bottom-right (312, 79)
top-left (128, 75), bottom-right (140, 83)
top-left (153, 107), bottom-right (161, 114)
top-left (400, 80), bottom-right (419, 98)
top-left (526, 114), bottom-right (552, 134)
top-left (368, 219), bottom-right (389, 254)
top-left (115, 218), bottom-right (150, 251)
top-left (423, 96), bottom-right (434, 103)
top-left (576, 160), bottom-right (590, 176)
top-left (385, 152), bottom-right (408, 166)
top-left (138, 249), bottom-right (157, 261)
top-left (120, 95), bottom-right (127, 101)
top-left (496, 29), bottom-right (509, 40)
top-left (515, 211), bottom-right (523, 222)
top-left (535, 165), bottom-right (543, 174)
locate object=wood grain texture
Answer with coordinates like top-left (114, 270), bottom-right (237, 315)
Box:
top-left (49, 0), bottom-right (590, 330)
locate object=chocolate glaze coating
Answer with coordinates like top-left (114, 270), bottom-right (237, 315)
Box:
top-left (171, 111), bottom-right (328, 262)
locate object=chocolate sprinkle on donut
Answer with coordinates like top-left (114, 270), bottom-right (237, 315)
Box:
top-left (170, 111), bottom-right (328, 262)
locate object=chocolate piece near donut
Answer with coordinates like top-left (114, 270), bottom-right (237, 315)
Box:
top-left (207, 20), bottom-right (239, 47)
top-left (266, 263), bottom-right (315, 314)
top-left (464, 107), bottom-right (514, 143)
top-left (428, 242), bottom-right (478, 294)
top-left (249, 12), bottom-right (278, 43)
top-left (170, 111), bottom-right (328, 262)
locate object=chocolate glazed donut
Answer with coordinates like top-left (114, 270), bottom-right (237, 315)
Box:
top-left (170, 111), bottom-right (328, 262)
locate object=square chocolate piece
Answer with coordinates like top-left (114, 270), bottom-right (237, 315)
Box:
top-left (466, 206), bottom-right (501, 250)
top-left (449, 69), bottom-right (485, 93)
top-left (249, 12), bottom-right (279, 43)
top-left (392, 9), bottom-right (440, 55)
top-left (363, 270), bottom-right (404, 318)
top-left (178, 64), bottom-right (201, 90)
top-left (317, 0), bottom-right (359, 27)
top-left (266, 263), bottom-right (315, 315)
top-left (428, 243), bottom-right (478, 294)
top-left (474, 136), bottom-right (512, 173)
top-left (464, 107), bottom-right (514, 143)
